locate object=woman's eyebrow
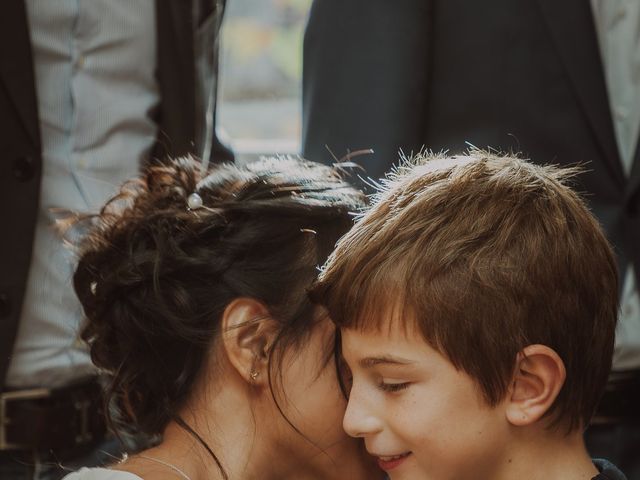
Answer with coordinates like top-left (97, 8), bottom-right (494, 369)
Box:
top-left (359, 355), bottom-right (414, 368)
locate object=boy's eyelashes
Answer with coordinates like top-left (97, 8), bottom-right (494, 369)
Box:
top-left (377, 381), bottom-right (411, 393)
top-left (338, 356), bottom-right (412, 394)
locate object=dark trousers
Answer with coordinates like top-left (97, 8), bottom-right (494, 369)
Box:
top-left (586, 422), bottom-right (640, 480)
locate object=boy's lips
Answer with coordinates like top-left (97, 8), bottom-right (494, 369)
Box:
top-left (374, 452), bottom-right (412, 471)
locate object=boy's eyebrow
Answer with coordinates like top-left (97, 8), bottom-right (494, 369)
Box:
top-left (359, 356), bottom-right (414, 368)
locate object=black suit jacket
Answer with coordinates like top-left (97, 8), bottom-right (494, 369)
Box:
top-left (303, 0), bottom-right (640, 290)
top-left (0, 0), bottom-right (232, 386)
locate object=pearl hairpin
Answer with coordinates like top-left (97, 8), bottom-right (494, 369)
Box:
top-left (187, 192), bottom-right (203, 210)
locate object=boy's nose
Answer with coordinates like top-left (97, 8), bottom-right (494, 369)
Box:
top-left (342, 386), bottom-right (383, 438)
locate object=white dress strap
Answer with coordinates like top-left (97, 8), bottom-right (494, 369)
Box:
top-left (62, 467), bottom-right (143, 479)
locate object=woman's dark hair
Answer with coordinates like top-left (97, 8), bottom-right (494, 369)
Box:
top-left (73, 155), bottom-right (364, 473)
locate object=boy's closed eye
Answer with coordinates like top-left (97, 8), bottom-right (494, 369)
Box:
top-left (377, 379), bottom-right (411, 393)
top-left (343, 355), bottom-right (417, 395)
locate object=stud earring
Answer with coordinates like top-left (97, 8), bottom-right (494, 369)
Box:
top-left (250, 371), bottom-right (259, 381)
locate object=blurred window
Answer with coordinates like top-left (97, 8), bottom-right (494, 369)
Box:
top-left (218, 0), bottom-right (312, 162)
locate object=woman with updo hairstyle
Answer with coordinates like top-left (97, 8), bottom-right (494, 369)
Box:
top-left (63, 156), bottom-right (382, 480)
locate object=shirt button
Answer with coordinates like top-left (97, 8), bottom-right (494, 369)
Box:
top-left (612, 5), bottom-right (628, 24)
top-left (614, 106), bottom-right (628, 121)
top-left (623, 305), bottom-right (634, 318)
top-left (76, 54), bottom-right (85, 69)
top-left (78, 158), bottom-right (88, 169)
top-left (13, 155), bottom-right (36, 182)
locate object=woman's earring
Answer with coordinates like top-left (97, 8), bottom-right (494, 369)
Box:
top-left (250, 370), bottom-right (259, 381)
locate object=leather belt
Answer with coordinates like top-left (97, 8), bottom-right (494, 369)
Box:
top-left (591, 369), bottom-right (640, 424)
top-left (0, 376), bottom-right (107, 454)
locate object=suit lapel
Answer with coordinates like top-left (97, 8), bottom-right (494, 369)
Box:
top-left (627, 145), bottom-right (640, 197)
top-left (0, 0), bottom-right (40, 148)
top-left (536, 0), bottom-right (624, 186)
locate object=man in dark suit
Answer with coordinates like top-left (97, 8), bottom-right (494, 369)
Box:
top-left (303, 1), bottom-right (640, 477)
top-left (0, 1), bottom-right (231, 478)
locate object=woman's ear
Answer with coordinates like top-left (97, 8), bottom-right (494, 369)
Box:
top-left (220, 298), bottom-right (278, 388)
top-left (505, 344), bottom-right (566, 427)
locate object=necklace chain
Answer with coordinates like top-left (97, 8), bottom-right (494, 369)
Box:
top-left (138, 454), bottom-right (192, 480)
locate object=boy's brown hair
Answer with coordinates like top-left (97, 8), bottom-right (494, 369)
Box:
top-left (312, 151), bottom-right (618, 432)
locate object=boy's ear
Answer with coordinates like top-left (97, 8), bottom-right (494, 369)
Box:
top-left (505, 344), bottom-right (566, 427)
top-left (220, 298), bottom-right (277, 388)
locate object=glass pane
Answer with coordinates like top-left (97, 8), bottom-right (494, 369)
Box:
top-left (218, 0), bottom-right (312, 158)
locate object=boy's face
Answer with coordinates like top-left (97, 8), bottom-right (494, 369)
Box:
top-left (341, 320), bottom-right (513, 480)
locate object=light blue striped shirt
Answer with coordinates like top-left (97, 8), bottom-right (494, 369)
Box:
top-left (7, 0), bottom-right (159, 387)
top-left (592, 0), bottom-right (640, 370)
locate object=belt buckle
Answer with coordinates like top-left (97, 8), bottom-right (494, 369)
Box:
top-left (0, 388), bottom-right (50, 450)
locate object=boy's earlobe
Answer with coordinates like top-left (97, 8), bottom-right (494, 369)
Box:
top-left (220, 298), bottom-right (276, 387)
top-left (505, 344), bottom-right (566, 427)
